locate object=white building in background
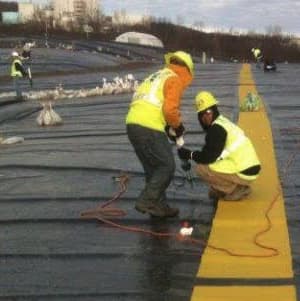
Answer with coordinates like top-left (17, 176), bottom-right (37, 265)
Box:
top-left (0, 1), bottom-right (35, 24)
top-left (18, 3), bottom-right (35, 23)
top-left (53, 0), bottom-right (99, 21)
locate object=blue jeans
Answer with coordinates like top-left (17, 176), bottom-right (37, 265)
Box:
top-left (126, 124), bottom-right (175, 205)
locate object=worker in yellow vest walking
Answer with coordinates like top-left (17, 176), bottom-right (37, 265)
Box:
top-left (11, 51), bottom-right (27, 101)
top-left (251, 47), bottom-right (263, 68)
top-left (177, 91), bottom-right (261, 201)
top-left (126, 51), bottom-right (194, 218)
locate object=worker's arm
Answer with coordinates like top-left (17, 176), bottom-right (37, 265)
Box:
top-left (162, 76), bottom-right (184, 130)
top-left (178, 124), bottom-right (227, 164)
top-left (15, 62), bottom-right (27, 77)
top-left (194, 124), bottom-right (227, 163)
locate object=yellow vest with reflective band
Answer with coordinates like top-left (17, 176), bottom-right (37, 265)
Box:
top-left (126, 68), bottom-right (176, 132)
top-left (11, 59), bottom-right (23, 77)
top-left (209, 115), bottom-right (260, 180)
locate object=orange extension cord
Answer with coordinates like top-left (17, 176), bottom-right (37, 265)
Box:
top-left (80, 173), bottom-right (178, 239)
top-left (80, 142), bottom-right (299, 258)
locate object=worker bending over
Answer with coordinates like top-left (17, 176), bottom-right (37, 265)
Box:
top-left (126, 51), bottom-right (194, 218)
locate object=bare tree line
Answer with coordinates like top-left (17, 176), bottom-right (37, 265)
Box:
top-left (0, 7), bottom-right (299, 62)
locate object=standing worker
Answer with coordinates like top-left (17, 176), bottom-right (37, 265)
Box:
top-left (21, 43), bottom-right (33, 87)
top-left (126, 51), bottom-right (194, 218)
top-left (251, 47), bottom-right (263, 68)
top-left (11, 51), bottom-right (27, 101)
top-left (177, 91), bottom-right (261, 201)
top-left (21, 42), bottom-right (32, 61)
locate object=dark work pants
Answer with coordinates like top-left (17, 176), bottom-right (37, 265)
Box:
top-left (13, 76), bottom-right (23, 99)
top-left (126, 124), bottom-right (175, 204)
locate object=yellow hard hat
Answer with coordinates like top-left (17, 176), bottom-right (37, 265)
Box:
top-left (165, 51), bottom-right (194, 75)
top-left (195, 91), bottom-right (218, 112)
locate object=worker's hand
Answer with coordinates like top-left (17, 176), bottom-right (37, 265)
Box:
top-left (177, 147), bottom-right (192, 160)
top-left (165, 125), bottom-right (176, 142)
top-left (174, 123), bottom-right (185, 137)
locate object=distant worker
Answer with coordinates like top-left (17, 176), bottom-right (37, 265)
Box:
top-left (11, 51), bottom-right (27, 101)
top-left (126, 51), bottom-right (194, 218)
top-left (177, 91), bottom-right (261, 201)
top-left (251, 47), bottom-right (263, 68)
top-left (21, 42), bottom-right (33, 87)
top-left (21, 43), bottom-right (32, 61)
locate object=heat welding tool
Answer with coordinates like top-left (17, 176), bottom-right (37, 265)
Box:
top-left (168, 128), bottom-right (193, 184)
top-left (175, 135), bottom-right (193, 184)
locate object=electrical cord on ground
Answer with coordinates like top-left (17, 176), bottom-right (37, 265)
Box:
top-left (80, 137), bottom-right (299, 258)
top-left (79, 171), bottom-right (278, 257)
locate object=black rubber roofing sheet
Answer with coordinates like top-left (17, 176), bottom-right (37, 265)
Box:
top-left (0, 43), bottom-right (298, 300)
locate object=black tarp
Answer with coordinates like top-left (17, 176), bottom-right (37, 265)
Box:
top-left (0, 44), bottom-right (299, 300)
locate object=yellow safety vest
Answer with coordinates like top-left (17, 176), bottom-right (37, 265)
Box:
top-left (126, 68), bottom-right (176, 132)
top-left (11, 59), bottom-right (23, 77)
top-left (253, 49), bottom-right (261, 59)
top-left (209, 115), bottom-right (260, 180)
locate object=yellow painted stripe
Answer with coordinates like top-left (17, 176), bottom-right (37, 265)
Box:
top-left (190, 64), bottom-right (296, 301)
top-left (191, 286), bottom-right (296, 301)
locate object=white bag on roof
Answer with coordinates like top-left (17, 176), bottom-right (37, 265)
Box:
top-left (1, 136), bottom-right (24, 145)
top-left (36, 102), bottom-right (63, 126)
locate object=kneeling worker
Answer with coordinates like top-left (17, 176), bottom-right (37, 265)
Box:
top-left (178, 91), bottom-right (261, 201)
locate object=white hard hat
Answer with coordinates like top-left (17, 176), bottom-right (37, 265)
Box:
top-left (11, 51), bottom-right (19, 57)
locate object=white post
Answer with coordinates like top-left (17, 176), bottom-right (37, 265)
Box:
top-left (202, 51), bottom-right (206, 64)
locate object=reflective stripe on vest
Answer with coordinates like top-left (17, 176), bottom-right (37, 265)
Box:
top-left (131, 68), bottom-right (175, 108)
top-left (217, 131), bottom-right (247, 160)
top-left (126, 68), bottom-right (177, 132)
top-left (215, 115), bottom-right (247, 161)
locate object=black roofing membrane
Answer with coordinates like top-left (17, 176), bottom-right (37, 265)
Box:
top-left (0, 44), bottom-right (299, 300)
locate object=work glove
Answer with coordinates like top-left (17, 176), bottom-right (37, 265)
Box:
top-left (177, 147), bottom-right (192, 161)
top-left (174, 123), bottom-right (185, 137)
top-left (165, 125), bottom-right (176, 142)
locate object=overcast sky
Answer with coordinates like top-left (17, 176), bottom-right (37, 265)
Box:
top-left (10, 0), bottom-right (300, 36)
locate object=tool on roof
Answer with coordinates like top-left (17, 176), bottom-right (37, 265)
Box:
top-left (168, 128), bottom-right (194, 185)
top-left (27, 67), bottom-right (33, 87)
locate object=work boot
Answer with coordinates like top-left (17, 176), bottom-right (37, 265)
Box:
top-left (208, 187), bottom-right (225, 201)
top-left (155, 203), bottom-right (179, 218)
top-left (223, 185), bottom-right (251, 201)
top-left (135, 200), bottom-right (179, 218)
top-left (135, 200), bottom-right (156, 214)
